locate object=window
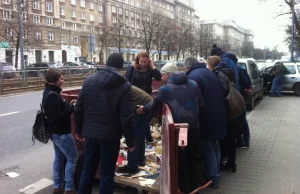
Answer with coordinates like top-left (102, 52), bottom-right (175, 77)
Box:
top-left (81, 12), bottom-right (86, 20)
top-left (72, 10), bottom-right (76, 18)
top-left (298, 66), bottom-right (300, 74)
top-left (60, 0), bottom-right (65, 2)
top-left (137, 31), bottom-right (140, 37)
top-left (90, 2), bottom-right (94, 9)
top-left (90, 14), bottom-right (94, 21)
top-left (48, 32), bottom-right (54, 41)
top-left (46, 17), bottom-right (54, 25)
top-left (125, 10), bottom-right (129, 16)
top-left (90, 26), bottom-right (94, 32)
top-left (99, 28), bottom-right (103, 34)
top-left (138, 42), bottom-right (141, 47)
top-left (118, 8), bottom-right (122, 15)
top-left (33, 0), bottom-right (40, 9)
top-left (60, 7), bottom-right (65, 16)
top-left (23, 30), bottom-right (28, 38)
top-left (131, 22), bottom-right (135, 28)
top-left (71, 0), bottom-right (76, 5)
top-left (3, 10), bottom-right (11, 20)
top-left (126, 30), bottom-right (129, 36)
top-left (46, 2), bottom-right (53, 12)
top-left (112, 6), bottom-right (116, 13)
top-left (33, 15), bottom-right (41, 23)
top-left (74, 36), bottom-right (78, 43)
top-left (285, 65), bottom-right (297, 74)
top-left (61, 21), bottom-right (65, 28)
top-left (136, 23), bottom-right (139, 29)
top-left (125, 0), bottom-right (128, 4)
top-left (131, 0), bottom-right (134, 6)
top-left (126, 20), bottom-right (129, 26)
top-left (23, 13), bottom-right (27, 21)
top-left (137, 13), bottom-right (140, 19)
top-left (99, 16), bottom-right (103, 23)
top-left (131, 31), bottom-right (134, 36)
top-left (80, 0), bottom-right (85, 7)
top-left (82, 24), bottom-right (86, 31)
top-left (72, 23), bottom-right (77, 30)
top-left (61, 35), bottom-right (66, 42)
top-left (112, 17), bottom-right (116, 24)
top-left (98, 4), bottom-right (103, 12)
top-left (36, 31), bottom-right (42, 39)
top-left (131, 12), bottom-right (135, 18)
top-left (127, 40), bottom-right (130, 46)
top-left (6, 28), bottom-right (12, 37)
top-left (3, 0), bottom-right (10, 4)
top-left (249, 63), bottom-right (259, 79)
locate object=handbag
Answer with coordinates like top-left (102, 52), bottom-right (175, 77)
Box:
top-left (226, 80), bottom-right (246, 120)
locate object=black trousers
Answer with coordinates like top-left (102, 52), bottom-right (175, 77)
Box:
top-left (178, 135), bottom-right (199, 194)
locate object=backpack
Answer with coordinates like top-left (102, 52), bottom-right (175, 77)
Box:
top-left (32, 92), bottom-right (57, 145)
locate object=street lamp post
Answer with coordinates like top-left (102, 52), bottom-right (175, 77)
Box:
top-left (291, 11), bottom-right (295, 62)
top-left (18, 0), bottom-right (25, 81)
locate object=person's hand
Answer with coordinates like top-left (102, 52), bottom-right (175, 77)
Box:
top-left (136, 105), bottom-right (145, 114)
top-left (149, 117), bottom-right (160, 126)
top-left (149, 59), bottom-right (155, 69)
top-left (70, 99), bottom-right (76, 105)
top-left (76, 134), bottom-right (85, 142)
top-left (128, 146), bottom-right (135, 152)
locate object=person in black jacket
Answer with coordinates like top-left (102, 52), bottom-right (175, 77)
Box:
top-left (74, 53), bottom-right (135, 194)
top-left (42, 69), bottom-right (77, 194)
top-left (125, 51), bottom-right (161, 144)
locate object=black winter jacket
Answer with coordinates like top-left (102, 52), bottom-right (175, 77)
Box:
top-left (42, 84), bottom-right (74, 134)
top-left (213, 64), bottom-right (235, 96)
top-left (74, 67), bottom-right (134, 148)
top-left (125, 65), bottom-right (161, 95)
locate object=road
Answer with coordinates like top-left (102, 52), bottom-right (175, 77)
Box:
top-left (0, 89), bottom-right (137, 194)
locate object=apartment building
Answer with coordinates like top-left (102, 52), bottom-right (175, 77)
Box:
top-left (0, 0), bottom-right (197, 68)
top-left (200, 20), bottom-right (254, 57)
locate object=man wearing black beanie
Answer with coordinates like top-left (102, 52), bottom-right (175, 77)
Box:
top-left (74, 53), bottom-right (135, 194)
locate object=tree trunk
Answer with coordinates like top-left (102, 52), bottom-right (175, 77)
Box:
top-left (15, 48), bottom-right (19, 69)
top-left (158, 52), bottom-right (162, 60)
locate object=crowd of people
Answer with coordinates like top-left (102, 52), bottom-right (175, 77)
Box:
top-left (41, 44), bottom-right (252, 194)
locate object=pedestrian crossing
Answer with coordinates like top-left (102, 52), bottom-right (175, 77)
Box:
top-left (19, 178), bottom-right (53, 194)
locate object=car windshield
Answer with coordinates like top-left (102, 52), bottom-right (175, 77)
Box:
top-left (237, 62), bottom-right (247, 71)
top-left (48, 63), bottom-right (57, 68)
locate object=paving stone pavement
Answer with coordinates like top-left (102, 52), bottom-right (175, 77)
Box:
top-left (201, 95), bottom-right (300, 194)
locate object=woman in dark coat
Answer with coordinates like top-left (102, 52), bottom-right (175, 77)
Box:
top-left (42, 69), bottom-right (77, 194)
top-left (125, 51), bottom-right (162, 143)
top-left (125, 51), bottom-right (162, 95)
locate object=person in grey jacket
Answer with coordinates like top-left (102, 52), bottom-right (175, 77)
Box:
top-left (270, 62), bottom-right (287, 97)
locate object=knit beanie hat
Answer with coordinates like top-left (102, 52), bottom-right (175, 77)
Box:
top-left (161, 61), bottom-right (179, 74)
top-left (211, 44), bottom-right (223, 56)
top-left (106, 53), bottom-right (124, 69)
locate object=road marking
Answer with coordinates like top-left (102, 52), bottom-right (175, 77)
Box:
top-left (0, 111), bottom-right (19, 117)
top-left (19, 178), bottom-right (53, 194)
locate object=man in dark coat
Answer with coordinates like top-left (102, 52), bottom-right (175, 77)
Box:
top-left (185, 57), bottom-right (227, 189)
top-left (142, 61), bottom-right (204, 193)
top-left (270, 62), bottom-right (287, 97)
top-left (74, 53), bottom-right (135, 194)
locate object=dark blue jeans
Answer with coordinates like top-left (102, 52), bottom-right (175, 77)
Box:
top-left (50, 133), bottom-right (78, 191)
top-left (199, 139), bottom-right (220, 186)
top-left (271, 75), bottom-right (284, 96)
top-left (127, 114), bottom-right (148, 170)
top-left (237, 111), bottom-right (250, 146)
top-left (78, 138), bottom-right (120, 194)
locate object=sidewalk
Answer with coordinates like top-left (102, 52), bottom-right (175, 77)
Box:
top-left (202, 95), bottom-right (300, 194)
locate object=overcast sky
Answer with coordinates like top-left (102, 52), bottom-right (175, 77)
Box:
top-left (194, 0), bottom-right (290, 53)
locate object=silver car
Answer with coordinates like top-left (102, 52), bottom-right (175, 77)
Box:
top-left (282, 63), bottom-right (300, 96)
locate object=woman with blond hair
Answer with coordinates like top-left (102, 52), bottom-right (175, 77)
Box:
top-left (125, 51), bottom-right (162, 95)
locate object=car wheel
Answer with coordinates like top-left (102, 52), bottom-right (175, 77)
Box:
top-left (74, 152), bottom-right (84, 190)
top-left (294, 83), bottom-right (300, 96)
top-left (246, 98), bottom-right (254, 111)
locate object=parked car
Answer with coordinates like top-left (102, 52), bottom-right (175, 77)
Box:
top-left (0, 62), bottom-right (16, 79)
top-left (154, 60), bottom-right (167, 68)
top-left (260, 62), bottom-right (300, 96)
top-left (26, 62), bottom-right (59, 77)
top-left (237, 59), bottom-right (264, 110)
top-left (59, 62), bottom-right (90, 74)
top-left (123, 61), bottom-right (133, 70)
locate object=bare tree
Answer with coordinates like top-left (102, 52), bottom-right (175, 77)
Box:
top-left (0, 1), bottom-right (44, 68)
top-left (140, 12), bottom-right (159, 55)
top-left (199, 24), bottom-right (214, 58)
top-left (95, 25), bottom-right (111, 63)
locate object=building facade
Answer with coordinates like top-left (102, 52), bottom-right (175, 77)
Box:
top-left (0, 0), bottom-right (197, 68)
top-left (200, 19), bottom-right (254, 57)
